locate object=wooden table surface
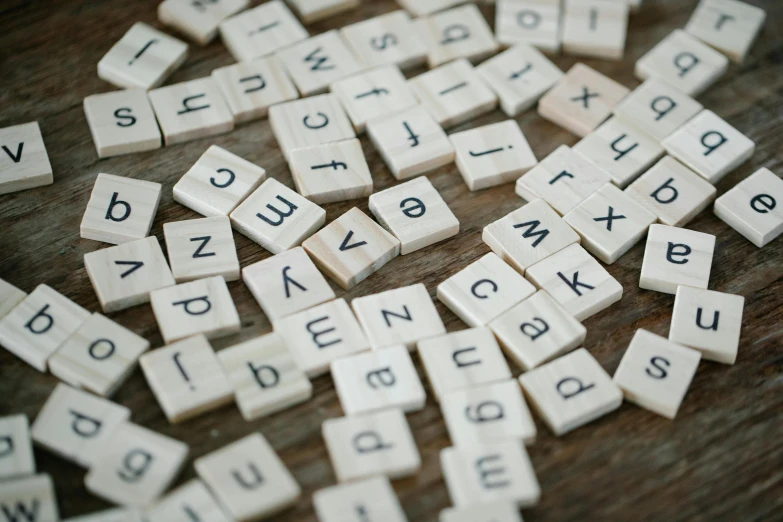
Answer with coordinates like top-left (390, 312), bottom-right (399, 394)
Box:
top-left (1, 0), bottom-right (782, 520)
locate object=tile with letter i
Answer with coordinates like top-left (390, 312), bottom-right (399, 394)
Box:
top-left (194, 433), bottom-right (300, 522)
top-left (415, 4), bottom-right (499, 68)
top-left (613, 329), bottom-right (701, 419)
top-left (409, 58), bottom-right (498, 129)
top-left (288, 0), bottom-right (359, 23)
top-left (218, 1), bottom-right (308, 62)
top-left (0, 415), bottom-right (35, 480)
top-left (562, 0), bottom-right (629, 60)
top-left (61, 508), bottom-right (146, 522)
top-left (0, 277), bottom-right (26, 321)
top-left (84, 89), bottom-right (162, 158)
top-left (289, 140), bottom-right (374, 205)
top-left (163, 216), bottom-right (240, 283)
top-left (495, 0), bottom-right (562, 54)
top-left (97, 22), bottom-right (188, 90)
top-left (0, 122), bottom-right (53, 196)
top-left (146, 479), bottom-right (230, 522)
top-left (640, 224), bottom-right (715, 294)
top-left (340, 10), bottom-right (427, 70)
top-left (158, 0), bottom-right (248, 45)
top-left (314, 476), bottom-right (407, 522)
top-left (0, 474), bottom-right (59, 522)
top-left (685, 0), bottom-right (766, 64)
top-left (714, 167), bottom-right (783, 248)
top-left (441, 502), bottom-right (523, 522)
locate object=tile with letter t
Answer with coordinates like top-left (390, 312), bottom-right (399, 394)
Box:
top-left (164, 216), bottom-right (240, 283)
top-left (495, 0), bottom-right (562, 53)
top-left (441, 502), bottom-right (523, 522)
top-left (288, 0), bottom-right (359, 23)
top-left (218, 1), bottom-right (308, 62)
top-left (562, 0), bottom-right (629, 60)
top-left (415, 4), bottom-right (499, 68)
top-left (685, 0), bottom-right (766, 63)
top-left (0, 122), bottom-right (53, 196)
top-left (0, 415), bottom-right (35, 480)
top-left (84, 89), bottom-right (161, 158)
top-left (289, 139), bottom-right (373, 205)
top-left (62, 508), bottom-right (145, 522)
top-left (0, 277), bottom-right (26, 320)
top-left (146, 479), bottom-right (230, 522)
top-left (314, 476), bottom-right (407, 522)
top-left (613, 329), bottom-right (701, 419)
top-left (158, 0), bottom-right (248, 45)
top-left (519, 347), bottom-right (622, 435)
top-left (0, 474), bottom-right (59, 522)
top-left (341, 10), bottom-right (427, 70)
top-left (195, 433), bottom-right (300, 522)
top-left (640, 224), bottom-right (715, 294)
top-left (80, 173), bottom-right (162, 245)
top-left (714, 167), bottom-right (783, 248)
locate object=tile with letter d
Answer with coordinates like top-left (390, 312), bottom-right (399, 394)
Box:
top-left (415, 4), bottom-right (499, 68)
top-left (562, 0), bottom-right (629, 60)
top-left (0, 122), bottom-right (53, 196)
top-left (314, 476), bottom-right (407, 522)
top-left (0, 474), bottom-right (58, 522)
top-left (714, 167), bottom-right (783, 248)
top-left (640, 224), bottom-right (715, 294)
top-left (288, 0), bottom-right (359, 23)
top-left (0, 278), bottom-right (26, 321)
top-left (146, 479), bottom-right (230, 522)
top-left (441, 502), bottom-right (522, 522)
top-left (495, 0), bottom-right (562, 53)
top-left (218, 1), bottom-right (308, 62)
top-left (0, 414), bottom-right (35, 480)
top-left (158, 0), bottom-right (248, 45)
top-left (164, 216), bottom-right (240, 283)
top-left (341, 10), bottom-right (426, 70)
top-left (685, 0), bottom-right (766, 63)
top-left (84, 89), bottom-right (161, 158)
top-left (289, 139), bottom-right (373, 205)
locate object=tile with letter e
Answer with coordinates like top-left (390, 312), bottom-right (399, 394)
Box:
top-left (0, 284), bottom-right (89, 372)
top-left (409, 58), bottom-right (498, 129)
top-left (331, 344), bottom-right (426, 415)
top-left (0, 415), bottom-right (35, 480)
top-left (538, 63), bottom-right (630, 138)
top-left (289, 139), bottom-right (373, 205)
top-left (164, 216), bottom-right (240, 283)
top-left (303, 207), bottom-right (399, 289)
top-left (477, 43), bottom-right (564, 117)
top-left (0, 278), bottom-right (26, 321)
top-left (323, 408), bottom-right (420, 482)
top-left (662, 109), bottom-right (755, 184)
top-left (562, 0), bottom-right (629, 60)
top-left (341, 10), bottom-right (426, 70)
top-left (441, 502), bottom-right (522, 522)
top-left (146, 479), bottom-right (230, 522)
top-left (218, 1), bottom-right (308, 62)
top-left (62, 508), bottom-right (145, 522)
top-left (495, 0), bottom-right (562, 53)
top-left (314, 476), bottom-right (407, 522)
top-left (0, 474), bottom-right (58, 522)
top-left (158, 0), bottom-right (248, 45)
top-left (48, 313), bottom-right (150, 398)
top-left (150, 276), bottom-right (240, 344)
top-left (84, 89), bottom-right (161, 158)
top-left (415, 4), bottom-right (499, 68)
top-left (685, 0), bottom-right (766, 63)
top-left (289, 0), bottom-right (359, 23)
top-left (640, 224), bottom-right (715, 294)
top-left (714, 167), bottom-right (783, 247)
top-left (194, 433), bottom-right (300, 522)
top-left (85, 422), bottom-right (188, 507)
top-left (216, 332), bottom-right (313, 420)
top-left (635, 29), bottom-right (728, 97)
top-left (0, 122), bottom-right (53, 196)
top-left (97, 22), bottom-right (188, 90)
top-left (670, 285), bottom-right (744, 364)
top-left (613, 329), bottom-right (701, 419)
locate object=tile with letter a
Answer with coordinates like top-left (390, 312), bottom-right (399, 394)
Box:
top-left (538, 63), bottom-right (630, 138)
top-left (150, 276), bottom-right (240, 344)
top-left (613, 329), bottom-right (701, 419)
top-left (662, 109), bottom-right (755, 184)
top-left (714, 167), bottom-right (783, 248)
top-left (440, 442), bottom-right (540, 509)
top-left (84, 89), bottom-right (162, 158)
top-left (409, 58), bottom-right (498, 129)
top-left (670, 285), bottom-right (744, 364)
top-left (440, 502), bottom-right (523, 522)
top-left (289, 0), bottom-right (359, 23)
top-left (158, 0), bottom-right (248, 45)
top-left (173, 145), bottom-right (266, 218)
top-left (218, 1), bottom-right (308, 62)
top-left (289, 139), bottom-right (374, 205)
top-left (146, 479), bottom-right (230, 522)
top-left (31, 383), bottom-right (130, 468)
top-left (80, 173), bottom-right (162, 245)
top-left (140, 334), bottom-right (233, 423)
top-left (323, 409), bottom-right (420, 482)
top-left (241, 246), bottom-right (336, 323)
top-left (62, 507), bottom-right (145, 522)
top-left (640, 224), bottom-right (715, 294)
top-left (275, 298), bottom-right (370, 378)
top-left (164, 216), bottom-right (240, 283)
top-left (341, 10), bottom-right (426, 70)
top-left (85, 421), bottom-right (188, 507)
top-left (0, 278), bottom-right (26, 321)
top-left (97, 22), bottom-right (187, 90)
top-left (635, 29), bottom-right (728, 97)
top-left (314, 476), bottom-right (407, 522)
top-left (0, 122), bottom-right (53, 196)
top-left (216, 332), bottom-right (313, 420)
top-left (482, 198), bottom-right (581, 274)
top-left (562, 0), bottom-right (629, 60)
top-left (685, 0), bottom-right (766, 63)
top-left (415, 4), bottom-right (499, 68)
top-left (0, 415), bottom-right (35, 480)
top-left (331, 344), bottom-right (426, 415)
top-left (351, 283), bottom-right (446, 350)
top-left (477, 43), bottom-right (564, 117)
top-left (0, 474), bottom-right (58, 522)
top-left (369, 176), bottom-right (459, 255)
top-left (519, 347), bottom-right (622, 435)
top-left (0, 284), bottom-right (90, 372)
top-left (48, 313), bottom-right (150, 398)
top-left (495, 0), bottom-right (562, 53)
top-left (194, 433), bottom-right (300, 522)
top-left (303, 207), bottom-right (400, 289)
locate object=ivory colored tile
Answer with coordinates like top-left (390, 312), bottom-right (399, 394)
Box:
top-left (289, 0), bottom-right (359, 23)
top-left (0, 474), bottom-right (58, 522)
top-left (85, 422), bottom-right (188, 507)
top-left (149, 276), bottom-right (240, 344)
top-left (216, 333), bottom-right (313, 420)
top-left (341, 10), bottom-right (427, 70)
top-left (164, 216), bottom-right (240, 283)
top-left (146, 479), bottom-right (230, 522)
top-left (496, 0), bottom-right (562, 53)
top-left (80, 173), bottom-right (162, 245)
top-left (31, 383), bottom-right (130, 468)
top-left (0, 415), bottom-right (35, 480)
top-left (613, 329), bottom-right (701, 419)
top-left (289, 139), bottom-right (373, 205)
top-left (331, 344), bottom-right (426, 415)
top-left (415, 4), bottom-right (499, 68)
top-left (48, 313), bottom-right (150, 398)
top-left (562, 0), bottom-right (628, 60)
top-left (0, 122), bottom-right (53, 196)
top-left (640, 224), bottom-right (715, 294)
top-left (714, 167), bottom-right (783, 247)
top-left (0, 284), bottom-right (90, 372)
top-left (670, 286), bottom-right (744, 364)
top-left (84, 236), bottom-right (176, 313)
top-left (242, 246), bottom-right (336, 323)
top-left (84, 89), bottom-right (162, 158)
top-left (635, 29), bottom-right (728, 97)
top-left (63, 508), bottom-right (145, 522)
top-left (173, 145), bottom-right (266, 218)
top-left (685, 0), bottom-right (766, 63)
top-left (158, 0), bottom-right (248, 45)
top-left (409, 58), bottom-right (498, 129)
top-left (662, 109), bottom-right (755, 184)
top-left (396, 0), bottom-right (466, 17)
top-left (314, 476), bottom-right (407, 522)
top-left (323, 409), bottom-right (421, 482)
top-left (0, 278), bottom-right (26, 321)
top-left (218, 1), bottom-right (308, 62)
top-left (194, 433), bottom-right (300, 522)
top-left (369, 177), bottom-right (459, 255)
top-left (97, 22), bottom-right (188, 90)
top-left (538, 63), bottom-right (630, 138)
top-left (440, 503), bottom-right (522, 522)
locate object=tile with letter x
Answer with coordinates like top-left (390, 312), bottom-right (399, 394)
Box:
top-left (0, 277), bottom-right (26, 321)
top-left (0, 122), bottom-right (53, 196)
top-left (314, 476), bottom-right (407, 522)
top-left (289, 139), bottom-right (373, 205)
top-left (685, 0), bottom-right (766, 63)
top-left (164, 216), bottom-right (240, 283)
top-left (84, 89), bottom-right (161, 158)
top-left (341, 10), bottom-right (426, 70)
top-left (495, 0), bottom-right (562, 53)
top-left (0, 474), bottom-right (59, 522)
top-left (146, 479), bottom-right (230, 522)
top-left (218, 1), bottom-right (308, 62)
top-left (562, 0), bottom-right (629, 60)
top-left (0, 414), bottom-right (35, 480)
top-left (441, 502), bottom-right (523, 522)
top-left (415, 4), bottom-right (499, 68)
top-left (640, 224), bottom-right (715, 294)
top-left (714, 167), bottom-right (783, 248)
top-left (158, 0), bottom-right (248, 45)
top-left (288, 0), bottom-right (359, 23)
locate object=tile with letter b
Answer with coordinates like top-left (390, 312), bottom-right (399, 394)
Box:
top-left (495, 0), bottom-right (562, 53)
top-left (158, 0), bottom-right (248, 45)
top-left (0, 474), bottom-right (58, 522)
top-left (341, 10), bottom-right (426, 70)
top-left (714, 167), bottom-right (783, 248)
top-left (441, 502), bottom-right (522, 522)
top-left (640, 224), bottom-right (715, 294)
top-left (62, 508), bottom-right (145, 522)
top-left (164, 216), bottom-right (240, 283)
top-left (0, 278), bottom-right (26, 321)
top-left (415, 4), bottom-right (499, 68)
top-left (613, 329), bottom-right (701, 419)
top-left (0, 415), bottom-right (35, 480)
top-left (289, 139), bottom-right (373, 205)
top-left (314, 476), bottom-right (407, 522)
top-left (146, 479), bottom-right (230, 522)
top-left (562, 0), bottom-right (629, 60)
top-left (685, 0), bottom-right (766, 64)
top-left (0, 122), bottom-right (53, 196)
top-left (288, 0), bottom-right (359, 23)
top-left (84, 89), bottom-right (162, 158)
top-left (218, 1), bottom-right (308, 62)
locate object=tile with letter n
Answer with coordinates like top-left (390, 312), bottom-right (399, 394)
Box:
top-left (289, 139), bottom-right (373, 205)
top-left (0, 277), bottom-right (26, 321)
top-left (146, 479), bottom-right (230, 522)
top-left (164, 216), bottom-right (240, 283)
top-left (0, 474), bottom-right (59, 522)
top-left (415, 4), bottom-right (499, 68)
top-left (0, 414), bottom-right (35, 481)
top-left (216, 332), bottom-right (313, 420)
top-left (441, 502), bottom-right (523, 522)
top-left (0, 284), bottom-right (90, 372)
top-left (158, 0), bottom-right (248, 45)
top-left (613, 329), bottom-right (701, 419)
top-left (640, 224), bottom-right (715, 294)
top-left (218, 1), bottom-right (308, 62)
top-left (562, 0), bottom-right (629, 60)
top-left (84, 89), bottom-right (162, 158)
top-left (194, 433), bottom-right (300, 522)
top-left (519, 347), bottom-right (622, 435)
top-left (340, 10), bottom-right (427, 70)
top-left (149, 275), bottom-right (240, 344)
top-left (714, 167), bottom-right (783, 248)
top-left (0, 122), bottom-right (53, 196)
top-left (314, 476), bottom-right (407, 522)
top-left (289, 0), bottom-right (359, 23)
top-left (685, 0), bottom-right (766, 64)
top-left (495, 0), bottom-right (562, 53)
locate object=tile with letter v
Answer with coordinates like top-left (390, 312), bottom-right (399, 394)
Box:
top-left (314, 476), bottom-right (407, 522)
top-left (218, 1), bottom-right (308, 62)
top-left (341, 10), bottom-right (426, 70)
top-left (158, 0), bottom-right (248, 45)
top-left (562, 0), bottom-right (629, 60)
top-left (714, 167), bottom-right (783, 248)
top-left (0, 121), bottom-right (52, 196)
top-left (289, 139), bottom-right (374, 205)
top-left (415, 4), bottom-right (499, 68)
top-left (0, 414), bottom-right (35, 480)
top-left (640, 224), bottom-right (715, 294)
top-left (0, 474), bottom-right (59, 522)
top-left (440, 502), bottom-right (523, 522)
top-left (146, 479), bottom-right (230, 522)
top-left (496, 0), bottom-right (562, 54)
top-left (288, 0), bottom-right (360, 24)
top-left (0, 277), bottom-right (26, 321)
top-left (685, 0), bottom-right (766, 64)
top-left (164, 216), bottom-right (240, 283)
top-left (84, 89), bottom-right (161, 158)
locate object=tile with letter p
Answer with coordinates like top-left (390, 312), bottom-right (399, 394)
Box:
top-left (714, 167), bottom-right (783, 248)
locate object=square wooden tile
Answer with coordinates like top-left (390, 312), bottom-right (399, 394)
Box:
top-left (714, 167), bottom-right (783, 247)
top-left (164, 216), bottom-right (240, 283)
top-left (218, 1), bottom-right (308, 62)
top-left (314, 476), bottom-right (407, 522)
top-left (562, 0), bottom-right (629, 60)
top-left (0, 415), bottom-right (35, 480)
top-left (62, 508), bottom-right (145, 522)
top-left (396, 0), bottom-right (465, 17)
top-left (0, 474), bottom-right (59, 522)
top-left (685, 0), bottom-right (766, 63)
top-left (415, 4), bottom-right (499, 68)
top-left (341, 10), bottom-right (427, 70)
top-left (289, 139), bottom-right (373, 205)
top-left (83, 89), bottom-right (161, 158)
top-left (0, 277), bottom-right (26, 321)
top-left (0, 122), bottom-right (53, 196)
top-left (496, 0), bottom-right (562, 53)
top-left (146, 479), bottom-right (230, 522)
top-left (158, 0), bottom-right (248, 45)
top-left (441, 502), bottom-right (523, 522)
top-left (640, 224), bottom-right (715, 294)
top-left (289, 0), bottom-right (359, 22)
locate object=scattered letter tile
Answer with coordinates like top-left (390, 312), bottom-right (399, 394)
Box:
top-left (0, 415), bottom-right (35, 480)
top-left (218, 1), bottom-right (308, 62)
top-left (396, 0), bottom-right (465, 17)
top-left (146, 479), bottom-right (230, 522)
top-left (84, 89), bottom-right (162, 158)
top-left (289, 139), bottom-right (373, 205)
top-left (685, 0), bottom-right (766, 63)
top-left (562, 0), bottom-right (629, 60)
top-left (0, 278), bottom-right (26, 321)
top-left (288, 0), bottom-right (359, 23)
top-left (0, 474), bottom-right (59, 522)
top-left (441, 502), bottom-right (522, 522)
top-left (158, 0), bottom-right (248, 45)
top-left (415, 4), bottom-right (499, 68)
top-left (496, 0), bottom-right (562, 53)
top-left (714, 167), bottom-right (783, 247)
top-left (0, 122), bottom-right (53, 196)
top-left (164, 216), bottom-right (240, 283)
top-left (61, 508), bottom-right (145, 522)
top-left (341, 10), bottom-right (426, 70)
top-left (639, 224), bottom-right (715, 294)
top-left (314, 476), bottom-right (407, 522)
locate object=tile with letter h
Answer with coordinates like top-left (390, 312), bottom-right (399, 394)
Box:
top-left (640, 224), bottom-right (715, 294)
top-left (289, 139), bottom-right (374, 205)
top-left (0, 474), bottom-right (59, 522)
top-left (562, 0), bottom-right (629, 60)
top-left (685, 0), bottom-right (766, 64)
top-left (218, 1), bottom-right (308, 63)
top-left (146, 479), bottom-right (230, 522)
top-left (340, 10), bottom-right (427, 70)
top-left (441, 502), bottom-right (523, 522)
top-left (0, 414), bottom-right (35, 481)
top-left (495, 0), bottom-right (562, 54)
top-left (414, 4), bottom-right (499, 68)
top-left (0, 277), bottom-right (26, 321)
top-left (288, 0), bottom-right (359, 24)
top-left (314, 476), bottom-right (407, 522)
top-left (0, 122), bottom-right (53, 196)
top-left (164, 216), bottom-right (240, 283)
top-left (84, 89), bottom-right (162, 158)
top-left (158, 0), bottom-right (248, 45)
top-left (714, 167), bottom-right (783, 248)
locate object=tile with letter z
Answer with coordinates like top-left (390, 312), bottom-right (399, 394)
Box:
top-left (415, 4), bottom-right (499, 68)
top-left (0, 122), bottom-right (53, 196)
top-left (0, 474), bottom-right (59, 522)
top-left (314, 476), bottom-right (407, 522)
top-left (714, 167), bottom-right (783, 248)
top-left (639, 224), bottom-right (715, 294)
top-left (0, 414), bottom-right (36, 480)
top-left (289, 139), bottom-right (373, 205)
top-left (164, 215), bottom-right (240, 283)
top-left (84, 89), bottom-right (162, 158)
top-left (218, 1), bottom-right (308, 62)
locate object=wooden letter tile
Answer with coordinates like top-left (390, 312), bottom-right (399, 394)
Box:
top-left (164, 216), bottom-right (240, 283)
top-left (158, 0), bottom-right (248, 45)
top-left (341, 10), bottom-right (426, 70)
top-left (639, 224), bottom-right (715, 294)
top-left (218, 1), bottom-right (308, 62)
top-left (84, 89), bottom-right (161, 158)
top-left (62, 508), bottom-right (145, 522)
top-left (685, 0), bottom-right (766, 63)
top-left (562, 0), bottom-right (629, 60)
top-left (714, 167), bottom-right (783, 247)
top-left (146, 479), bottom-right (230, 522)
top-left (0, 278), bottom-right (26, 321)
top-left (396, 0), bottom-right (465, 17)
top-left (288, 0), bottom-right (359, 23)
top-left (289, 139), bottom-right (373, 205)
top-left (0, 122), bottom-right (53, 196)
top-left (441, 502), bottom-right (522, 522)
top-left (496, 0), bottom-right (562, 53)
top-left (314, 476), bottom-right (407, 522)
top-left (415, 4), bottom-right (499, 68)
top-left (0, 415), bottom-right (35, 480)
top-left (0, 474), bottom-right (58, 522)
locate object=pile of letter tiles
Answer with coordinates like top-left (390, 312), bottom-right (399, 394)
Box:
top-left (0, 0), bottom-right (779, 520)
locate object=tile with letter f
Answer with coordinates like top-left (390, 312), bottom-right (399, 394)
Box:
top-left (218, 1), bottom-right (308, 62)
top-left (0, 122), bottom-right (52, 196)
top-left (289, 139), bottom-right (374, 205)
top-left (146, 479), bottom-right (230, 522)
top-left (495, 0), bottom-right (562, 53)
top-left (640, 224), bottom-right (715, 294)
top-left (685, 0), bottom-right (766, 64)
top-left (714, 167), bottom-right (783, 248)
top-left (440, 502), bottom-right (523, 522)
top-left (0, 414), bottom-right (35, 481)
top-left (340, 10), bottom-right (427, 70)
top-left (164, 216), bottom-right (240, 283)
top-left (314, 476), bottom-right (407, 522)
top-left (158, 0), bottom-right (248, 45)
top-left (415, 4), bottom-right (499, 68)
top-left (0, 474), bottom-right (59, 522)
top-left (562, 0), bottom-right (629, 60)
top-left (83, 89), bottom-right (162, 158)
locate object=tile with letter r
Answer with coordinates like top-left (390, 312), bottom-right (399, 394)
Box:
top-left (289, 139), bottom-right (374, 205)
top-left (288, 0), bottom-right (359, 23)
top-left (562, 0), bottom-right (629, 60)
top-left (340, 10), bottom-right (427, 70)
top-left (83, 89), bottom-right (162, 158)
top-left (0, 414), bottom-right (35, 481)
top-left (685, 0), bottom-right (766, 63)
top-left (714, 167), bottom-right (783, 248)
top-left (440, 502), bottom-right (523, 522)
top-left (218, 1), bottom-right (308, 62)
top-left (0, 277), bottom-right (26, 321)
top-left (158, 0), bottom-right (248, 45)
top-left (639, 224), bottom-right (715, 294)
top-left (0, 474), bottom-right (59, 522)
top-left (0, 121), bottom-right (53, 196)
top-left (414, 4), bottom-right (499, 68)
top-left (146, 479), bottom-right (230, 522)
top-left (495, 0), bottom-right (562, 54)
top-left (164, 215), bottom-right (240, 283)
top-left (314, 476), bottom-right (407, 522)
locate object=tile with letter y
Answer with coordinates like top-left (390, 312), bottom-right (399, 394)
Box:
top-left (714, 167), bottom-right (783, 248)
top-left (415, 4), bottom-right (499, 68)
top-left (0, 474), bottom-right (59, 522)
top-left (289, 139), bottom-right (373, 205)
top-left (441, 502), bottom-right (523, 522)
top-left (341, 10), bottom-right (426, 70)
top-left (640, 224), bottom-right (715, 294)
top-left (84, 89), bottom-right (162, 158)
top-left (158, 0), bottom-right (248, 45)
top-left (0, 414), bottom-right (36, 480)
top-left (562, 0), bottom-right (629, 60)
top-left (685, 0), bottom-right (766, 63)
top-left (314, 476), bottom-right (407, 522)
top-left (0, 122), bottom-right (52, 195)
top-left (0, 277), bottom-right (26, 321)
top-left (164, 216), bottom-right (240, 283)
top-left (218, 1), bottom-right (308, 62)
top-left (146, 479), bottom-right (230, 522)
top-left (495, 0), bottom-right (562, 53)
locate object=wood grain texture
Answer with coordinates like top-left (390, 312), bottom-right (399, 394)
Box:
top-left (0, 0), bottom-right (782, 520)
